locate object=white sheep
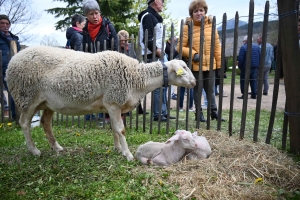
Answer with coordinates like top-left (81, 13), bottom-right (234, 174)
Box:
top-left (185, 132), bottom-right (212, 160)
top-left (135, 130), bottom-right (198, 166)
top-left (5, 46), bottom-right (196, 161)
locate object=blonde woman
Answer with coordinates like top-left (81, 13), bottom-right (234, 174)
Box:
top-left (177, 0), bottom-right (225, 122)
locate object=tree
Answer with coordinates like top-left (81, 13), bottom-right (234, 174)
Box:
top-left (40, 35), bottom-right (60, 47)
top-left (0, 0), bottom-right (41, 43)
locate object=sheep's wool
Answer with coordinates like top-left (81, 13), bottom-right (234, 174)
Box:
top-left (6, 46), bottom-right (164, 110)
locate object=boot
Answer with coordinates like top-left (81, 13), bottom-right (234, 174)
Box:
top-left (195, 112), bottom-right (206, 122)
top-left (211, 110), bottom-right (226, 121)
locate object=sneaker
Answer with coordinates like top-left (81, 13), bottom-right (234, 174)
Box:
top-left (179, 107), bottom-right (183, 112)
top-left (189, 107), bottom-right (195, 112)
top-left (201, 104), bottom-right (207, 110)
top-left (153, 116), bottom-right (167, 122)
top-left (171, 93), bottom-right (177, 100)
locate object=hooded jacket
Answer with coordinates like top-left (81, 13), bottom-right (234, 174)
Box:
top-left (82, 17), bottom-right (118, 53)
top-left (138, 6), bottom-right (163, 56)
top-left (66, 27), bottom-right (83, 51)
top-left (177, 16), bottom-right (221, 72)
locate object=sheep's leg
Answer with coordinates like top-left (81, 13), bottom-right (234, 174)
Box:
top-left (108, 109), bottom-right (134, 161)
top-left (41, 109), bottom-right (63, 153)
top-left (19, 111), bottom-right (41, 156)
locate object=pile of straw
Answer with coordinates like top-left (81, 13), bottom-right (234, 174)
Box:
top-left (137, 130), bottom-right (300, 199)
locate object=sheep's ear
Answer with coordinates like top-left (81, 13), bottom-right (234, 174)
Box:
top-left (166, 134), bottom-right (180, 144)
top-left (176, 67), bottom-right (184, 76)
top-left (192, 132), bottom-right (198, 138)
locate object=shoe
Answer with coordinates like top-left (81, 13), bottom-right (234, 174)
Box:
top-left (263, 92), bottom-right (268, 96)
top-left (237, 95), bottom-right (244, 99)
top-left (211, 111), bottom-right (226, 121)
top-left (139, 111), bottom-right (149, 115)
top-left (154, 116), bottom-right (167, 122)
top-left (163, 115), bottom-right (176, 119)
top-left (4, 110), bottom-right (9, 117)
top-left (179, 108), bottom-right (183, 112)
top-left (189, 107), bottom-right (195, 112)
top-left (171, 93), bottom-right (177, 100)
top-left (195, 112), bottom-right (206, 122)
top-left (222, 94), bottom-right (228, 97)
top-left (251, 96), bottom-right (256, 99)
top-left (215, 93), bottom-right (219, 96)
top-left (248, 92), bottom-right (251, 94)
top-left (201, 104), bottom-right (207, 110)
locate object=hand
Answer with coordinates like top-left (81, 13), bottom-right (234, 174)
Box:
top-left (156, 48), bottom-right (162, 58)
top-left (193, 54), bottom-right (200, 62)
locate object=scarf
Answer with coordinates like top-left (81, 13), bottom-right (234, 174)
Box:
top-left (145, 6), bottom-right (163, 23)
top-left (88, 17), bottom-right (102, 41)
top-left (72, 27), bottom-right (82, 32)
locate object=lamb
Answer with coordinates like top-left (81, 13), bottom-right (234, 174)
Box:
top-left (185, 132), bottom-right (212, 160)
top-left (5, 46), bottom-right (196, 161)
top-left (135, 130), bottom-right (198, 166)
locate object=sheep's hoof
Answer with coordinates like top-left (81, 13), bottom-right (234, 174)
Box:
top-left (51, 142), bottom-right (64, 153)
top-left (29, 148), bottom-right (41, 156)
top-left (123, 152), bottom-right (134, 161)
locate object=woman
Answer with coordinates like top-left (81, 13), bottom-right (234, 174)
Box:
top-left (177, 0), bottom-right (225, 122)
top-left (82, 0), bottom-right (118, 52)
top-left (82, 0), bottom-right (118, 121)
top-left (66, 14), bottom-right (86, 51)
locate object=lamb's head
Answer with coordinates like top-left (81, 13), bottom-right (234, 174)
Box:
top-left (164, 60), bottom-right (196, 88)
top-left (166, 130), bottom-right (198, 150)
top-left (191, 132), bottom-right (212, 159)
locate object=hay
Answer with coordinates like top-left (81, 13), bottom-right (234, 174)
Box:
top-left (135, 130), bottom-right (300, 199)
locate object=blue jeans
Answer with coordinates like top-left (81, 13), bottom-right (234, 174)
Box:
top-left (179, 87), bottom-right (194, 109)
top-left (153, 87), bottom-right (167, 118)
top-left (240, 67), bottom-right (258, 97)
top-left (202, 88), bottom-right (208, 106)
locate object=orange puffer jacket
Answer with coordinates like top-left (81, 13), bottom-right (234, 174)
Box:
top-left (177, 16), bottom-right (221, 72)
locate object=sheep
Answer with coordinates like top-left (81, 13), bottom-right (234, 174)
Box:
top-left (185, 132), bottom-right (212, 160)
top-left (135, 130), bottom-right (198, 166)
top-left (5, 46), bottom-right (196, 161)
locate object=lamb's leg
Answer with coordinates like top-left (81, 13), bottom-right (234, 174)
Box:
top-left (19, 111), bottom-right (41, 156)
top-left (108, 109), bottom-right (134, 161)
top-left (41, 109), bottom-right (63, 153)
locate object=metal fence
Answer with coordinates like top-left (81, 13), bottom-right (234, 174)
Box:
top-left (0, 1), bottom-right (289, 149)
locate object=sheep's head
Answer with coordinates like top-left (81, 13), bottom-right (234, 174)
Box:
top-left (192, 132), bottom-right (212, 158)
top-left (164, 60), bottom-right (196, 88)
top-left (166, 130), bottom-right (198, 150)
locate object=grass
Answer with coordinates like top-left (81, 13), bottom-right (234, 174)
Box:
top-left (1, 108), bottom-right (298, 199)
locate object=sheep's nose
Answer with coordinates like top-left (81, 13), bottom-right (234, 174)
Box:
top-left (206, 155), bottom-right (210, 158)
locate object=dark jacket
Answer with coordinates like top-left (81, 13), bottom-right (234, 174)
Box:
top-left (165, 40), bottom-right (178, 61)
top-left (0, 31), bottom-right (21, 76)
top-left (238, 43), bottom-right (261, 69)
top-left (66, 27), bottom-right (83, 51)
top-left (82, 17), bottom-right (118, 53)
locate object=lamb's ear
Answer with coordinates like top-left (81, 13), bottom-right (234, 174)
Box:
top-left (192, 132), bottom-right (198, 138)
top-left (166, 134), bottom-right (180, 144)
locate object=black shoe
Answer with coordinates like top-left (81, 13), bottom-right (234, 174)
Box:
top-left (154, 116), bottom-right (167, 122)
top-left (163, 115), bottom-right (176, 119)
top-left (139, 111), bottom-right (149, 115)
top-left (211, 111), bottom-right (226, 121)
top-left (237, 95), bottom-right (244, 99)
top-left (263, 92), bottom-right (268, 96)
top-left (251, 96), bottom-right (256, 99)
top-left (248, 92), bottom-right (251, 94)
top-left (215, 93), bottom-right (219, 96)
top-left (195, 112), bottom-right (206, 122)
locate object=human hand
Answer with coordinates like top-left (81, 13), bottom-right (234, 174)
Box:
top-left (193, 53), bottom-right (200, 62)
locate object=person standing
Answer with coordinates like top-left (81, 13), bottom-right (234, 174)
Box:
top-left (257, 35), bottom-right (274, 96)
top-left (177, 0), bottom-right (224, 122)
top-left (81, 0), bottom-right (118, 121)
top-left (66, 14), bottom-right (86, 51)
top-left (0, 14), bottom-right (20, 121)
top-left (138, 0), bottom-right (175, 122)
top-left (237, 36), bottom-right (261, 99)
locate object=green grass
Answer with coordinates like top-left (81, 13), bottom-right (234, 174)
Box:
top-left (1, 108), bottom-right (298, 199)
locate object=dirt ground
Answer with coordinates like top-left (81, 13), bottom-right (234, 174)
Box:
top-left (144, 79), bottom-right (286, 112)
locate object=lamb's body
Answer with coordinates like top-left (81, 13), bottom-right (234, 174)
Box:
top-left (136, 130), bottom-right (198, 166)
top-left (6, 46), bottom-right (196, 161)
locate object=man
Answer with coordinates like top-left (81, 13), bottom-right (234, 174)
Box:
top-left (257, 35), bottom-right (274, 95)
top-left (237, 35), bottom-right (260, 99)
top-left (0, 14), bottom-right (20, 120)
top-left (138, 0), bottom-right (175, 122)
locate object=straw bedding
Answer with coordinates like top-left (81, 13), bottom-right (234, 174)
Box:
top-left (135, 130), bottom-right (300, 199)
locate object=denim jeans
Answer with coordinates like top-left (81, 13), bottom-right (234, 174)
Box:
top-left (258, 66), bottom-right (271, 93)
top-left (240, 67), bottom-right (258, 97)
top-left (179, 87), bottom-right (194, 109)
top-left (153, 87), bottom-right (167, 118)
